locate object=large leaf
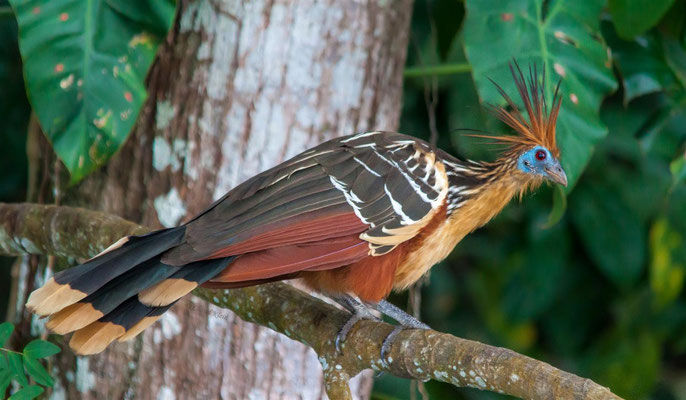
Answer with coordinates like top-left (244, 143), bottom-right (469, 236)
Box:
top-left (10, 0), bottom-right (175, 183)
top-left (664, 36), bottom-right (686, 88)
top-left (585, 329), bottom-right (660, 399)
top-left (502, 218), bottom-right (569, 320)
top-left (431, 0), bottom-right (464, 61)
top-left (608, 0), bottom-right (675, 39)
top-left (463, 0), bottom-right (617, 189)
top-left (671, 153), bottom-right (686, 187)
top-left (570, 184), bottom-right (645, 288)
top-left (0, 15), bottom-right (30, 201)
top-left (539, 260), bottom-right (608, 355)
top-left (649, 218), bottom-right (684, 308)
top-left (602, 22), bottom-right (678, 103)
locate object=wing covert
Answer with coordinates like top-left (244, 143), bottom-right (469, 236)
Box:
top-left (324, 132), bottom-right (448, 255)
top-left (162, 131), bottom-right (449, 265)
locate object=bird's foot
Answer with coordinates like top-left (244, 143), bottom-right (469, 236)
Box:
top-left (331, 296), bottom-right (431, 365)
top-left (335, 312), bottom-right (366, 353)
top-left (379, 322), bottom-right (430, 365)
top-left (333, 295), bottom-right (380, 353)
top-left (380, 326), bottom-right (403, 364)
top-left (369, 300), bottom-right (431, 368)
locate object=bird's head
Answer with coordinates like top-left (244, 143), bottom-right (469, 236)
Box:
top-left (472, 61), bottom-right (568, 187)
top-left (516, 145), bottom-right (567, 187)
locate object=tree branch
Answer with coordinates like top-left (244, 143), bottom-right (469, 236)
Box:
top-left (0, 202), bottom-right (623, 400)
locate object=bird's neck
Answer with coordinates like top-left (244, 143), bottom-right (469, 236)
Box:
top-left (443, 155), bottom-right (535, 220)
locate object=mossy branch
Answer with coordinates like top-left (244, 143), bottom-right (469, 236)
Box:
top-left (0, 202), bottom-right (622, 400)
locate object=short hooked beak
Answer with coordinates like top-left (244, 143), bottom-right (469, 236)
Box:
top-left (544, 161), bottom-right (568, 187)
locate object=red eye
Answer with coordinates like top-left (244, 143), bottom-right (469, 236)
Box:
top-left (535, 150), bottom-right (547, 161)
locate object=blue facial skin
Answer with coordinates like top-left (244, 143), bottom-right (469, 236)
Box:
top-left (517, 146), bottom-right (568, 186)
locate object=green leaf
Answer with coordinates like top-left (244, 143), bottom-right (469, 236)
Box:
top-left (602, 22), bottom-right (677, 103)
top-left (663, 36), bottom-right (686, 88)
top-left (539, 261), bottom-right (606, 355)
top-left (637, 102), bottom-right (682, 154)
top-left (0, 18), bottom-right (31, 202)
top-left (8, 384), bottom-right (43, 400)
top-left (9, 0), bottom-right (175, 183)
top-left (542, 186), bottom-right (567, 228)
top-left (658, 0), bottom-right (686, 39)
top-left (671, 153), bottom-right (686, 186)
top-left (585, 329), bottom-right (660, 399)
top-left (432, 0), bottom-right (464, 61)
top-left (21, 356), bottom-right (53, 387)
top-left (668, 182), bottom-right (686, 248)
top-left (649, 218), bottom-right (684, 308)
top-left (570, 184), bottom-right (645, 288)
top-left (0, 369), bottom-right (12, 397)
top-left (0, 6), bottom-right (13, 19)
top-left (446, 42), bottom-right (499, 161)
top-left (463, 0), bottom-right (617, 190)
top-left (608, 0), bottom-right (675, 39)
top-left (600, 94), bottom-right (661, 161)
top-left (0, 322), bottom-right (13, 347)
top-left (7, 352), bottom-right (27, 387)
top-left (502, 219), bottom-right (569, 320)
top-left (22, 340), bottom-right (60, 359)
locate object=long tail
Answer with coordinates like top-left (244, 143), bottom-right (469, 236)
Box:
top-left (26, 227), bottom-right (233, 355)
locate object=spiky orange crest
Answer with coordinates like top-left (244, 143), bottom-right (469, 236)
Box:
top-left (474, 61), bottom-right (562, 158)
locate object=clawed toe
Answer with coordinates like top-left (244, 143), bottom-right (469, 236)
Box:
top-left (335, 313), bottom-right (364, 353)
top-left (371, 300), bottom-right (432, 369)
top-left (378, 324), bottom-right (431, 369)
top-left (380, 326), bottom-right (403, 364)
top-left (332, 297), bottom-right (432, 362)
top-left (333, 295), bottom-right (380, 353)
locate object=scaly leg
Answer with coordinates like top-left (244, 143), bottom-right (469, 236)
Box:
top-left (366, 300), bottom-right (430, 362)
top-left (331, 294), bottom-right (380, 353)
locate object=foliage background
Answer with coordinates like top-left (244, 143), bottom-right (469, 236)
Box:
top-left (377, 0), bottom-right (686, 399)
top-left (0, 0), bottom-right (29, 324)
top-left (0, 0), bottom-right (685, 399)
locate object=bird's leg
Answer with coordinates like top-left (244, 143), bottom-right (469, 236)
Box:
top-left (366, 300), bottom-right (431, 363)
top-left (331, 294), bottom-right (380, 353)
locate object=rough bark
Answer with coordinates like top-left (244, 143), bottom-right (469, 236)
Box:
top-left (11, 0), bottom-right (413, 399)
top-left (0, 202), bottom-right (624, 400)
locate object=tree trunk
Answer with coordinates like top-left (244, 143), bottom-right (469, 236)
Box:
top-left (15, 0), bottom-right (413, 398)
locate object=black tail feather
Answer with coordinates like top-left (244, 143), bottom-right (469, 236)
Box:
top-left (137, 256), bottom-right (234, 307)
top-left (67, 256), bottom-right (235, 355)
top-left (27, 227), bottom-right (185, 316)
top-left (82, 256), bottom-right (179, 315)
top-left (54, 227), bottom-right (186, 294)
top-left (27, 225), bottom-right (239, 354)
top-left (69, 297), bottom-right (178, 355)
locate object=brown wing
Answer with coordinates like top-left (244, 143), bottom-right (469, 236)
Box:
top-left (210, 234), bottom-right (368, 283)
top-left (161, 131), bottom-right (449, 282)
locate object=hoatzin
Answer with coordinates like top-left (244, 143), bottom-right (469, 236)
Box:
top-left (26, 63), bottom-right (567, 357)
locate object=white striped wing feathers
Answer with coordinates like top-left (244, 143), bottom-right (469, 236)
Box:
top-left (319, 132), bottom-right (449, 256)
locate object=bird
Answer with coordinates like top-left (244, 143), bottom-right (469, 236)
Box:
top-left (25, 62), bottom-right (566, 356)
